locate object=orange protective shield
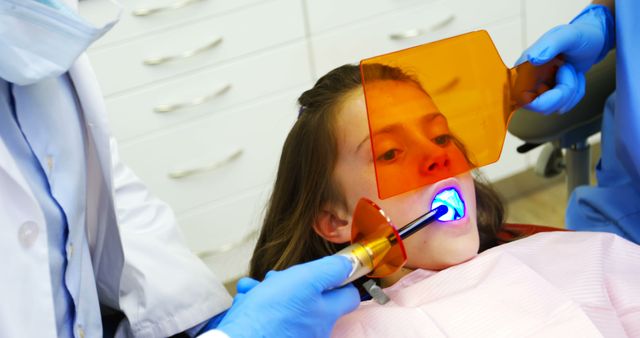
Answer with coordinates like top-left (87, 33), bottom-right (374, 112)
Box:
top-left (361, 30), bottom-right (561, 199)
top-left (351, 198), bottom-right (407, 278)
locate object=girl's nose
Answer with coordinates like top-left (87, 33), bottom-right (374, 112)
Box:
top-left (418, 151), bottom-right (450, 176)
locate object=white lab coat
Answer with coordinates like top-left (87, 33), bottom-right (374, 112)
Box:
top-left (0, 3), bottom-right (232, 336)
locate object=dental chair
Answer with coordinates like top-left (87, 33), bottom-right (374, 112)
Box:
top-left (508, 51), bottom-right (617, 198)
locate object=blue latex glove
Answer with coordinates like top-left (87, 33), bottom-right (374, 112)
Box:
top-left (517, 4), bottom-right (615, 114)
top-left (215, 255), bottom-right (360, 338)
top-left (234, 277), bottom-right (260, 294)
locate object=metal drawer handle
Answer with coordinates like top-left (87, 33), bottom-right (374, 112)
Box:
top-left (197, 228), bottom-right (259, 259)
top-left (154, 83), bottom-right (232, 113)
top-left (143, 36), bottom-right (223, 66)
top-left (389, 13), bottom-right (455, 40)
top-left (168, 148), bottom-right (243, 179)
top-left (132, 0), bottom-right (208, 17)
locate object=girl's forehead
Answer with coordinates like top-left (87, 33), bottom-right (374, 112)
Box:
top-left (334, 90), bottom-right (370, 152)
top-left (336, 89), bottom-right (367, 129)
top-left (366, 80), bottom-right (426, 99)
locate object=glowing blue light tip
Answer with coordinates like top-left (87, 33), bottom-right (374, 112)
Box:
top-left (431, 187), bottom-right (465, 222)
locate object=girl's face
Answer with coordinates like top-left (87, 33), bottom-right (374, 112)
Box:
top-left (317, 81), bottom-right (479, 273)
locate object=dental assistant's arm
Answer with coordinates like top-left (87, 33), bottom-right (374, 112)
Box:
top-left (198, 256), bottom-right (360, 338)
top-left (516, 0), bottom-right (615, 114)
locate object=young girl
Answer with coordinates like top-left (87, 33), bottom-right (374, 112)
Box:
top-left (250, 64), bottom-right (640, 337)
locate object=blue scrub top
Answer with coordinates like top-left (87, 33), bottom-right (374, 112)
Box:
top-left (614, 0), bottom-right (640, 186)
top-left (567, 0), bottom-right (640, 244)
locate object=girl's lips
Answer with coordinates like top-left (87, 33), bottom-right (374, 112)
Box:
top-left (428, 177), bottom-right (471, 231)
top-left (432, 188), bottom-right (465, 221)
top-left (429, 178), bottom-right (463, 210)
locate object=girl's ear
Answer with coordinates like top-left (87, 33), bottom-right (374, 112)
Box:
top-left (313, 205), bottom-right (351, 244)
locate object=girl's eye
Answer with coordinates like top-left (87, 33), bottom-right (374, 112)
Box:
top-left (377, 149), bottom-right (401, 162)
top-left (433, 134), bottom-right (451, 146)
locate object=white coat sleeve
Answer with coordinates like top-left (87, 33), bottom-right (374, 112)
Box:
top-left (109, 137), bottom-right (232, 338)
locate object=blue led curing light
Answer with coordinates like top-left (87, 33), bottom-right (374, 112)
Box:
top-left (431, 188), bottom-right (465, 221)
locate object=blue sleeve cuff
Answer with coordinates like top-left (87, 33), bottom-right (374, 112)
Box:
top-left (186, 322), bottom-right (208, 338)
top-left (571, 4), bottom-right (616, 62)
top-left (200, 310), bottom-right (229, 333)
top-left (191, 310), bottom-right (228, 336)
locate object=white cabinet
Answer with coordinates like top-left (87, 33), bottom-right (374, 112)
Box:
top-left (82, 0), bottom-right (267, 48)
top-left (107, 42), bottom-right (310, 141)
top-left (309, 0), bottom-right (522, 77)
top-left (178, 184), bottom-right (271, 282)
top-left (118, 89), bottom-right (300, 213)
top-left (305, 0), bottom-right (431, 34)
top-left (80, 0), bottom-right (589, 282)
top-left (81, 0), bottom-right (309, 281)
top-left (90, 0), bottom-right (305, 95)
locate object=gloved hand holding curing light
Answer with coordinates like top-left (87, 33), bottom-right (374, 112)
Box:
top-left (516, 4), bottom-right (615, 114)
top-left (214, 256), bottom-right (360, 338)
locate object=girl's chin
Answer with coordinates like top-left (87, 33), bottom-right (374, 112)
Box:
top-left (429, 216), bottom-right (477, 241)
top-left (422, 253), bottom-right (477, 271)
top-left (411, 233), bottom-right (480, 271)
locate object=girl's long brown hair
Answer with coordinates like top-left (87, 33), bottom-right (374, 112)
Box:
top-left (250, 64), bottom-right (504, 280)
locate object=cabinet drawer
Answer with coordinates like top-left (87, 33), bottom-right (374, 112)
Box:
top-left (118, 88), bottom-right (304, 213)
top-left (310, 0), bottom-right (520, 77)
top-left (80, 0), bottom-right (267, 48)
top-left (107, 42), bottom-right (311, 141)
top-left (89, 0), bottom-right (305, 96)
top-left (178, 186), bottom-right (270, 282)
top-left (305, 0), bottom-right (432, 34)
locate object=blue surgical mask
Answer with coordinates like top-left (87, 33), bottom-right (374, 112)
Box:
top-left (0, 0), bottom-right (121, 85)
top-left (34, 0), bottom-right (75, 15)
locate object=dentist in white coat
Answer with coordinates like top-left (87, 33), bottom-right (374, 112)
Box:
top-left (0, 0), bottom-right (358, 337)
top-left (0, 0), bottom-right (232, 336)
